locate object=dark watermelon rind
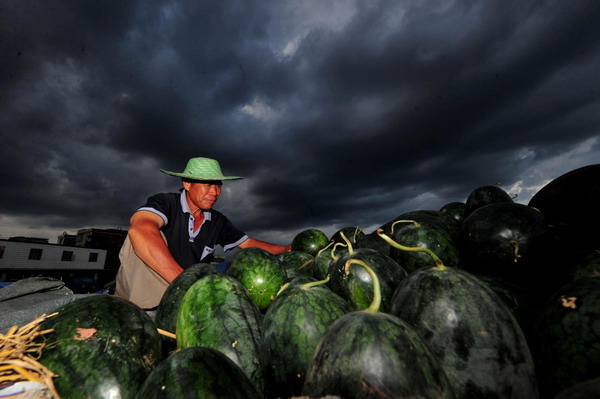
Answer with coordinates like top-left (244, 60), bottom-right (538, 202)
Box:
top-left (227, 247), bottom-right (287, 309)
top-left (464, 185), bottom-right (514, 217)
top-left (329, 226), bottom-right (364, 245)
top-left (261, 280), bottom-right (350, 398)
top-left (176, 274), bottom-right (265, 394)
top-left (389, 266), bottom-right (539, 399)
top-left (328, 247), bottom-right (407, 312)
top-left (528, 164), bottom-right (600, 251)
top-left (440, 201), bottom-right (466, 224)
top-left (279, 250), bottom-right (315, 281)
top-left (380, 209), bottom-right (461, 242)
top-left (291, 228), bottom-right (329, 256)
top-left (459, 202), bottom-right (560, 299)
top-left (302, 311), bottom-right (455, 399)
top-left (155, 263), bottom-right (221, 334)
top-left (552, 377), bottom-right (600, 399)
top-left (136, 346), bottom-right (262, 399)
top-left (533, 276), bottom-right (600, 398)
top-left (38, 295), bottom-right (163, 399)
top-left (388, 220), bottom-right (461, 273)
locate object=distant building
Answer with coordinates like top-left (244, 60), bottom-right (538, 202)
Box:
top-left (0, 238), bottom-right (109, 292)
top-left (74, 228), bottom-right (127, 269)
top-left (0, 228), bottom-right (128, 292)
top-left (57, 231), bottom-right (76, 246)
top-left (0, 238), bottom-right (107, 271)
top-left (8, 236), bottom-right (49, 244)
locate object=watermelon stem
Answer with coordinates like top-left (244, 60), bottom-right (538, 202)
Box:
top-left (277, 282), bottom-right (291, 296)
top-left (339, 232), bottom-right (355, 254)
top-left (157, 328), bottom-right (176, 339)
top-left (331, 242), bottom-right (348, 261)
top-left (317, 241), bottom-right (334, 258)
top-left (298, 258), bottom-right (315, 270)
top-left (376, 228), bottom-right (446, 269)
top-left (344, 259), bottom-right (381, 313)
top-left (352, 226), bottom-right (362, 242)
top-left (509, 240), bottom-right (522, 262)
top-left (300, 275), bottom-right (330, 290)
top-left (390, 219), bottom-right (420, 234)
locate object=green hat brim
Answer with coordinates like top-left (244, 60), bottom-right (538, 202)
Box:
top-left (160, 157), bottom-right (244, 181)
top-left (160, 169), bottom-right (243, 181)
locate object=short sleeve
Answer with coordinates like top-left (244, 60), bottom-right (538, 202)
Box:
top-left (138, 193), bottom-right (176, 226)
top-left (216, 215), bottom-right (247, 252)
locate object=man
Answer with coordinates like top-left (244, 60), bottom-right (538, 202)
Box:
top-left (115, 157), bottom-right (291, 309)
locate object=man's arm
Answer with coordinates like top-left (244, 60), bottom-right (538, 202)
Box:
top-left (127, 210), bottom-right (184, 283)
top-left (238, 237), bottom-right (292, 255)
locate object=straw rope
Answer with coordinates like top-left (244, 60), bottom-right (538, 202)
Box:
top-left (0, 313), bottom-right (60, 398)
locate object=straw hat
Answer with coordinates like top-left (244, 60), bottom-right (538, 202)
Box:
top-left (160, 157), bottom-right (243, 181)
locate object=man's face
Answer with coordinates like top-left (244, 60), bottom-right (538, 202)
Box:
top-left (183, 181), bottom-right (222, 210)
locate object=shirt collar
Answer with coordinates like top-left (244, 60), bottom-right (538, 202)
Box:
top-left (180, 191), bottom-right (212, 221)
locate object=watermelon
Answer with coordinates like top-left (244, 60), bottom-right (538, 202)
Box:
top-left (280, 274), bottom-right (319, 288)
top-left (261, 276), bottom-right (350, 398)
top-left (327, 227), bottom-right (408, 312)
top-left (330, 226), bottom-right (364, 245)
top-left (532, 276), bottom-right (600, 398)
top-left (176, 274), bottom-right (264, 394)
top-left (440, 201), bottom-right (466, 224)
top-left (389, 265), bottom-right (539, 398)
top-left (328, 246), bottom-right (407, 312)
top-left (279, 250), bottom-right (314, 281)
top-left (478, 275), bottom-right (537, 344)
top-left (310, 241), bottom-right (343, 280)
top-left (291, 228), bottom-right (329, 256)
top-left (38, 295), bottom-right (162, 399)
top-left (136, 346), bottom-right (262, 399)
top-left (302, 258), bottom-right (454, 398)
top-left (528, 164), bottom-right (600, 251)
top-left (569, 249), bottom-right (600, 281)
top-left (552, 377), bottom-right (600, 399)
top-left (356, 230), bottom-right (392, 257)
top-left (464, 184), bottom-right (514, 217)
top-left (227, 247), bottom-right (287, 309)
top-left (385, 219), bottom-right (461, 274)
top-left (155, 263), bottom-right (221, 335)
top-left (459, 202), bottom-right (560, 299)
top-left (381, 209), bottom-right (461, 241)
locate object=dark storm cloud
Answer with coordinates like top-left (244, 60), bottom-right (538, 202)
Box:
top-left (233, 0), bottom-right (600, 233)
top-left (0, 1), bottom-right (138, 220)
top-left (0, 0), bottom-right (599, 241)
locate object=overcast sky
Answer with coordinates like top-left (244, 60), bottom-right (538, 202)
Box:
top-left (1, 0), bottom-right (599, 245)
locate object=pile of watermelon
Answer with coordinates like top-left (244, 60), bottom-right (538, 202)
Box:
top-left (35, 165), bottom-right (599, 398)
